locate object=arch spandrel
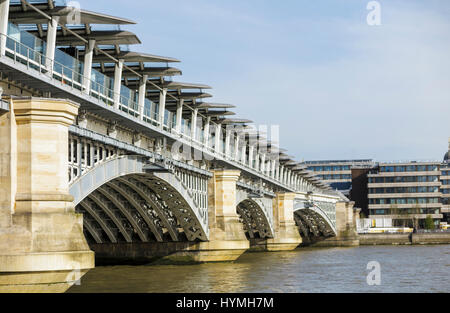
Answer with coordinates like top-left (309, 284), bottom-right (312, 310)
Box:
top-left (236, 190), bottom-right (275, 239)
top-left (70, 155), bottom-right (210, 243)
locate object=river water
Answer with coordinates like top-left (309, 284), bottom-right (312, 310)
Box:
top-left (68, 245), bottom-right (450, 293)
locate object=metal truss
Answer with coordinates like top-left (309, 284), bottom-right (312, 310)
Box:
top-left (237, 199), bottom-right (274, 239)
top-left (70, 153), bottom-right (210, 244)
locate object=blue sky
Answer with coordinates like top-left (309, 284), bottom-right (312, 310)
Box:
top-left (77, 0), bottom-right (450, 162)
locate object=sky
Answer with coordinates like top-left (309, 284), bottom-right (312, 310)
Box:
top-left (76, 0), bottom-right (450, 162)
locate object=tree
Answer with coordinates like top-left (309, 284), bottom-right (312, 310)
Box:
top-left (425, 215), bottom-right (436, 230)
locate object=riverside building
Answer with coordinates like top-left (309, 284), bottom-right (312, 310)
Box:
top-left (304, 159), bottom-right (375, 196)
top-left (367, 161), bottom-right (443, 228)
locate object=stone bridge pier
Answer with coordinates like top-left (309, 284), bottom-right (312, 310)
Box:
top-left (0, 97), bottom-right (94, 293)
top-left (310, 201), bottom-right (360, 247)
top-left (249, 193), bottom-right (302, 252)
top-left (165, 170), bottom-right (250, 263)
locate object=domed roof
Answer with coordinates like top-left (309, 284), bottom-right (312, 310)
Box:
top-left (444, 151), bottom-right (450, 162)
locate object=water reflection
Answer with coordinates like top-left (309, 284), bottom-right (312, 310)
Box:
top-left (69, 245), bottom-right (450, 293)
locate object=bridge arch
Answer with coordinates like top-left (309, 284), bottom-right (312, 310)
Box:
top-left (236, 190), bottom-right (274, 239)
top-left (69, 155), bottom-right (209, 244)
top-left (294, 201), bottom-right (337, 243)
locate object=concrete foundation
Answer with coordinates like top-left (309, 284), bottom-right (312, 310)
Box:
top-left (359, 232), bottom-right (450, 246)
top-left (411, 233), bottom-right (450, 245)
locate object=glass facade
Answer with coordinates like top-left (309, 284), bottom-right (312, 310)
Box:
top-left (380, 165), bottom-right (438, 173)
top-left (368, 162), bottom-right (443, 227)
top-left (369, 176), bottom-right (440, 183)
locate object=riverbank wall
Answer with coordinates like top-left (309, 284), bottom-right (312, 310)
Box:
top-left (359, 233), bottom-right (450, 245)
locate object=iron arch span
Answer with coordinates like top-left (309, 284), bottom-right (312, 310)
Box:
top-left (236, 195), bottom-right (275, 240)
top-left (69, 155), bottom-right (209, 244)
top-left (294, 201), bottom-right (337, 244)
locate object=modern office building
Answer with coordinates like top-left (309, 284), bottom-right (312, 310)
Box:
top-left (304, 159), bottom-right (374, 196)
top-left (440, 143), bottom-right (450, 223)
top-left (350, 165), bottom-right (376, 218)
top-left (367, 161), bottom-right (443, 228)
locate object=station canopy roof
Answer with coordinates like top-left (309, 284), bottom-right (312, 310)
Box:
top-left (196, 103), bottom-right (235, 110)
top-left (82, 50), bottom-right (180, 63)
top-left (215, 118), bottom-right (253, 125)
top-left (279, 153), bottom-right (295, 161)
top-left (284, 160), bottom-right (300, 167)
top-left (145, 81), bottom-right (212, 91)
top-left (93, 65), bottom-right (182, 78)
top-left (9, 5), bottom-right (136, 25)
top-left (28, 29), bottom-right (141, 46)
top-left (292, 164), bottom-right (309, 171)
top-left (146, 91), bottom-right (212, 102)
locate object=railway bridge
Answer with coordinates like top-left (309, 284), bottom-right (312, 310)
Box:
top-left (0, 0), bottom-right (358, 292)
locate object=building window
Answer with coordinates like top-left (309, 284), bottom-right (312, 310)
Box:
top-left (418, 176), bottom-right (427, 182)
top-left (418, 187), bottom-right (427, 193)
top-left (418, 165), bottom-right (427, 172)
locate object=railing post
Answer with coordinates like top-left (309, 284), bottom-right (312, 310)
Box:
top-left (0, 0), bottom-right (10, 57)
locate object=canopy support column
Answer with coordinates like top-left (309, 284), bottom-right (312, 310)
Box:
top-left (191, 108), bottom-right (198, 140)
top-left (203, 116), bottom-right (211, 146)
top-left (0, 0), bottom-right (10, 57)
top-left (138, 74), bottom-right (148, 120)
top-left (158, 88), bottom-right (167, 128)
top-left (45, 16), bottom-right (60, 75)
top-left (175, 99), bottom-right (184, 134)
top-left (83, 40), bottom-right (95, 95)
top-left (215, 124), bottom-right (222, 154)
top-left (113, 59), bottom-right (124, 110)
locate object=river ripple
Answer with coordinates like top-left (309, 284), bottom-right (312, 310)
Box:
top-left (69, 245), bottom-right (450, 293)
